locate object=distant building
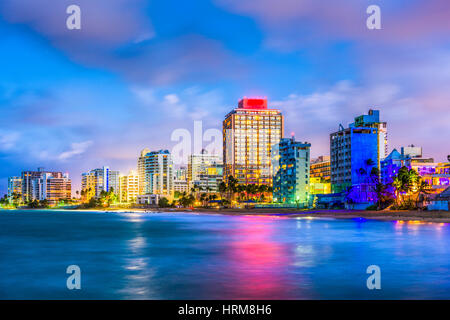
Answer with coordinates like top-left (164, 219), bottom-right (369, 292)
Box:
top-left (401, 145), bottom-right (422, 158)
top-left (381, 149), bottom-right (412, 185)
top-left (139, 149), bottom-right (174, 196)
top-left (188, 150), bottom-right (223, 191)
top-left (272, 137), bottom-right (311, 206)
top-left (81, 171), bottom-right (96, 201)
top-left (7, 176), bottom-right (22, 200)
top-left (119, 170), bottom-right (140, 203)
top-left (223, 97), bottom-right (283, 185)
top-left (330, 109), bottom-right (386, 193)
top-left (137, 148), bottom-right (150, 195)
top-left (137, 194), bottom-right (161, 206)
top-left (20, 168), bottom-right (71, 205)
top-left (81, 166), bottom-right (120, 199)
top-left (175, 166), bottom-right (188, 181)
top-left (310, 156), bottom-right (331, 181)
top-left (174, 179), bottom-right (189, 194)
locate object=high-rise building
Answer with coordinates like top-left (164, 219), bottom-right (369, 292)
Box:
top-left (272, 137), bottom-right (311, 206)
top-left (20, 168), bottom-right (71, 205)
top-left (119, 170), bottom-right (140, 203)
top-left (137, 148), bottom-right (150, 195)
top-left (81, 166), bottom-right (120, 199)
top-left (330, 109), bottom-right (386, 193)
top-left (191, 163), bottom-right (224, 192)
top-left (81, 171), bottom-right (96, 201)
top-left (188, 149), bottom-right (223, 191)
top-left (175, 166), bottom-right (188, 181)
top-left (7, 176), bottom-right (22, 200)
top-left (43, 173), bottom-right (72, 204)
top-left (140, 149), bottom-right (174, 196)
top-left (223, 97), bottom-right (283, 185)
top-left (353, 109), bottom-right (388, 163)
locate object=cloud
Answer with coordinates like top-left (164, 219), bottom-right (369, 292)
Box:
top-left (214, 0), bottom-right (450, 50)
top-left (0, 131), bottom-right (20, 151)
top-left (0, 0), bottom-right (154, 46)
top-left (0, 1), bottom-right (245, 86)
top-left (58, 141), bottom-right (93, 161)
top-left (274, 80), bottom-right (450, 162)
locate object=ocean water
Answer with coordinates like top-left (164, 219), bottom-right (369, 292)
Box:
top-left (0, 210), bottom-right (449, 299)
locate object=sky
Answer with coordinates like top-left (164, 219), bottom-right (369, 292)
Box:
top-left (0, 0), bottom-right (449, 195)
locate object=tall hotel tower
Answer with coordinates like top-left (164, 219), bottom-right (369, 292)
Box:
top-left (223, 98), bottom-right (284, 185)
top-left (330, 109), bottom-right (387, 193)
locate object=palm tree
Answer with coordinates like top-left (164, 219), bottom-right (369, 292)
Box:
top-left (415, 180), bottom-right (432, 209)
top-left (218, 182), bottom-right (227, 200)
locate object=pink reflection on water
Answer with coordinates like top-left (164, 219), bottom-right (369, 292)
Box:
top-left (221, 216), bottom-right (306, 299)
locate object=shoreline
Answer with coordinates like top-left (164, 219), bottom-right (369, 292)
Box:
top-left (2, 207), bottom-right (450, 224)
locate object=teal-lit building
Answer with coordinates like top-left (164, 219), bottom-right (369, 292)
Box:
top-left (272, 137), bottom-right (311, 207)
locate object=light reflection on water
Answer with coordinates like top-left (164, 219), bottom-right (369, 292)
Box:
top-left (1, 210), bottom-right (450, 299)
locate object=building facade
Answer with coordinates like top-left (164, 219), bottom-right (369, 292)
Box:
top-left (7, 176), bottom-right (22, 200)
top-left (272, 137), bottom-right (311, 206)
top-left (223, 97), bottom-right (283, 185)
top-left (188, 150), bottom-right (223, 191)
top-left (330, 109), bottom-right (386, 193)
top-left (20, 168), bottom-right (71, 205)
top-left (139, 149), bottom-right (174, 196)
top-left (119, 170), bottom-right (140, 203)
top-left (81, 166), bottom-right (120, 200)
top-left (137, 148), bottom-right (150, 195)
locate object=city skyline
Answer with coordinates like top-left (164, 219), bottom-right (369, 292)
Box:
top-left (1, 0), bottom-right (450, 195)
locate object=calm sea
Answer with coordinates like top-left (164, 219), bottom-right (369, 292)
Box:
top-left (1, 210), bottom-right (449, 299)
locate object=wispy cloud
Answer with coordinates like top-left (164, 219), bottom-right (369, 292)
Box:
top-left (0, 131), bottom-right (20, 151)
top-left (58, 141), bottom-right (93, 161)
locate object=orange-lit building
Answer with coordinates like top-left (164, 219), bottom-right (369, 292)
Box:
top-left (223, 98), bottom-right (284, 185)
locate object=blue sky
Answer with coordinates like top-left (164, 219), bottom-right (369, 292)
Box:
top-left (1, 0), bottom-right (449, 194)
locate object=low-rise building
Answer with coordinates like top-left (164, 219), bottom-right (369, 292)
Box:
top-left (137, 194), bottom-right (161, 206)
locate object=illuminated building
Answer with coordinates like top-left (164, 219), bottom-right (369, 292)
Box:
top-left (272, 137), bottom-right (310, 206)
top-left (43, 173), bottom-right (72, 204)
top-left (330, 109), bottom-right (386, 193)
top-left (188, 149), bottom-right (223, 191)
top-left (223, 97), bottom-right (283, 185)
top-left (7, 176), bottom-right (22, 200)
top-left (310, 156), bottom-right (331, 180)
top-left (81, 171), bottom-right (96, 201)
top-left (81, 166), bottom-right (120, 199)
top-left (175, 166), bottom-right (188, 181)
top-left (174, 179), bottom-right (189, 194)
top-left (309, 177), bottom-right (331, 195)
top-left (20, 168), bottom-right (71, 205)
top-left (140, 149), bottom-right (174, 196)
top-left (310, 156), bottom-right (331, 195)
top-left (191, 163), bottom-right (223, 192)
top-left (137, 148), bottom-right (150, 195)
top-left (381, 149), bottom-right (412, 185)
top-left (119, 170), bottom-right (140, 203)
top-left (174, 166), bottom-right (189, 193)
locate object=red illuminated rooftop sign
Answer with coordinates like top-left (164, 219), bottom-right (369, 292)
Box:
top-left (238, 97), bottom-right (267, 110)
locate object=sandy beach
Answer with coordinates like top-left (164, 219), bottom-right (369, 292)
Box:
top-left (3, 207), bottom-right (450, 223)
